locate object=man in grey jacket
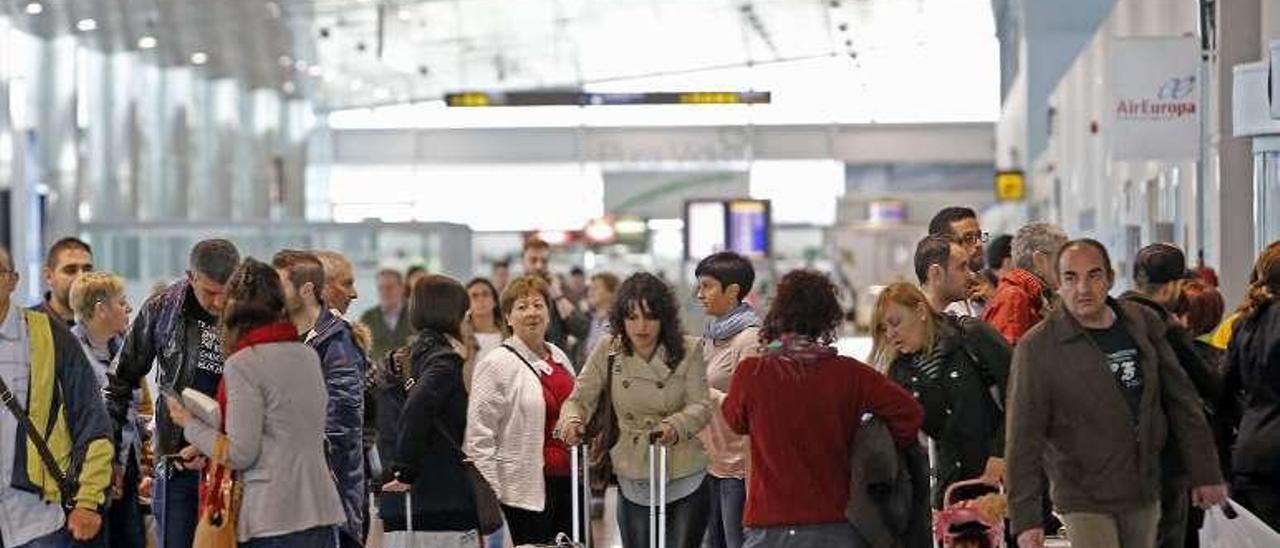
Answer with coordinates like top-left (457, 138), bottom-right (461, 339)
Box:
top-left (1007, 239), bottom-right (1226, 548)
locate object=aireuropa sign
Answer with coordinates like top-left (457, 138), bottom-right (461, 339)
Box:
top-left (1109, 37), bottom-right (1200, 161)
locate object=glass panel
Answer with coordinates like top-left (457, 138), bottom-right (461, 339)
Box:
top-left (1255, 151), bottom-right (1280, 250)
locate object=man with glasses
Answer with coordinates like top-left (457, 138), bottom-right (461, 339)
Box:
top-left (0, 244), bottom-right (115, 548)
top-left (30, 237), bottom-right (94, 327)
top-left (928, 207), bottom-right (989, 316)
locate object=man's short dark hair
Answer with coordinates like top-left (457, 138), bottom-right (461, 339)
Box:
top-left (523, 237), bottom-right (551, 254)
top-left (914, 234), bottom-right (956, 285)
top-left (694, 251), bottom-right (755, 301)
top-left (1057, 238), bottom-right (1115, 277)
top-left (1133, 243), bottom-right (1187, 287)
top-left (377, 268), bottom-right (404, 283)
top-left (45, 237), bottom-right (92, 269)
top-left (190, 239), bottom-right (241, 284)
top-left (271, 250), bottom-right (326, 297)
top-left (928, 207), bottom-right (977, 236)
top-left (408, 274), bottom-right (469, 339)
top-left (986, 234), bottom-right (1013, 270)
top-left (570, 266), bottom-right (585, 277)
top-left (405, 265), bottom-right (426, 280)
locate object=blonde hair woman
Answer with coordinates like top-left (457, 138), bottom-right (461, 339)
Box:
top-left (70, 272), bottom-right (151, 548)
top-left (870, 282), bottom-right (1011, 507)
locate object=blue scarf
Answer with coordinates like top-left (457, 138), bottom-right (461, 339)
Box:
top-left (705, 302), bottom-right (761, 342)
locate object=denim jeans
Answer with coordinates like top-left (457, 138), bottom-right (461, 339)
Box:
top-left (153, 468), bottom-right (200, 548)
top-left (617, 476), bottom-right (710, 548)
top-left (12, 529), bottom-right (68, 548)
top-left (106, 459), bottom-right (146, 548)
top-left (742, 523), bottom-right (868, 548)
top-left (702, 476), bottom-right (746, 548)
top-left (241, 526), bottom-right (338, 548)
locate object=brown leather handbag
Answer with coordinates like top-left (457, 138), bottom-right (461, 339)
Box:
top-left (193, 435), bottom-right (242, 548)
top-left (584, 339), bottom-right (621, 490)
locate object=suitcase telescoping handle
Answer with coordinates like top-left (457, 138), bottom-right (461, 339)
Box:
top-left (648, 432), bottom-right (668, 548)
top-left (571, 444), bottom-right (592, 548)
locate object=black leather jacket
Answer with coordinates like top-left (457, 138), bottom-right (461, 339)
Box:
top-left (106, 279), bottom-right (219, 458)
top-left (889, 314), bottom-right (1011, 507)
top-left (1224, 300), bottom-right (1280, 479)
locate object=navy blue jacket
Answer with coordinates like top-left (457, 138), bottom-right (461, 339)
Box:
top-left (306, 309), bottom-right (368, 546)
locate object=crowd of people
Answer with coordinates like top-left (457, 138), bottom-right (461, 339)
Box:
top-left (0, 204), bottom-right (1277, 548)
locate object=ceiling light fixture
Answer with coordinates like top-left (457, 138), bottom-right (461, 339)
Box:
top-left (76, 18), bottom-right (97, 32)
top-left (397, 9), bottom-right (411, 21)
top-left (137, 36), bottom-right (157, 50)
top-left (295, 59), bottom-right (309, 71)
top-left (190, 52), bottom-right (208, 65)
top-left (278, 55), bottom-right (293, 68)
top-left (307, 65), bottom-right (323, 77)
top-left (282, 81), bottom-right (297, 94)
top-left (24, 2), bottom-right (43, 15)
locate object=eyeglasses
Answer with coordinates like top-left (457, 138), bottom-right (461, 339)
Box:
top-left (959, 231), bottom-right (990, 246)
top-left (0, 269), bottom-right (18, 280)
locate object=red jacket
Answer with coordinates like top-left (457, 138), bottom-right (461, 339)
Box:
top-left (722, 351), bottom-right (923, 527)
top-left (982, 268), bottom-right (1049, 345)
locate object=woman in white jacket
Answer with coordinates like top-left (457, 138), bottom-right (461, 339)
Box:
top-left (464, 275), bottom-right (577, 545)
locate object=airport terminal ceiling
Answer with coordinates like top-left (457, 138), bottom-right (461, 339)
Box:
top-left (1, 0), bottom-right (999, 113)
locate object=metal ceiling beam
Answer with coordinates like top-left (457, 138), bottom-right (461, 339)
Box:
top-left (329, 122), bottom-right (995, 165)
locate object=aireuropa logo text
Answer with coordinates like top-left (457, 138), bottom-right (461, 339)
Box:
top-left (1115, 76), bottom-right (1197, 121)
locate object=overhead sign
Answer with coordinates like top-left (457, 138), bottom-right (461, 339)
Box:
top-left (994, 170), bottom-right (1026, 202)
top-left (445, 91), bottom-right (771, 107)
top-left (1109, 37), bottom-right (1200, 161)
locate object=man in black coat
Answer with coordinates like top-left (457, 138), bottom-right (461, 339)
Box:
top-left (1120, 243), bottom-right (1221, 548)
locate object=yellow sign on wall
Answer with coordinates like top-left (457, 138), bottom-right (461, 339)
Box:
top-left (995, 171), bottom-right (1026, 202)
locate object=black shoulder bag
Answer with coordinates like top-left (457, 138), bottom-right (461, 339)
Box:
top-left (0, 375), bottom-right (78, 506)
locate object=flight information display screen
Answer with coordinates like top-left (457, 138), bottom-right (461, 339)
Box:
top-left (445, 91), bottom-right (771, 107)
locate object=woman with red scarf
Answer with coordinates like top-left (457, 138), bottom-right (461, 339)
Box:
top-left (167, 258), bottom-right (345, 548)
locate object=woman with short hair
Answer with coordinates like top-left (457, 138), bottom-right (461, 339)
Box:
top-left (464, 275), bottom-right (577, 545)
top-left (377, 274), bottom-right (481, 548)
top-left (70, 272), bottom-right (149, 548)
top-left (166, 258), bottom-right (345, 548)
top-left (558, 272), bottom-right (712, 548)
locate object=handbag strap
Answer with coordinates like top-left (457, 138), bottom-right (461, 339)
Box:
top-left (0, 375), bottom-right (74, 502)
top-left (501, 343), bottom-right (546, 380)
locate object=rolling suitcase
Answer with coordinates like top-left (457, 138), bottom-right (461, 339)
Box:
top-left (515, 445), bottom-right (590, 547)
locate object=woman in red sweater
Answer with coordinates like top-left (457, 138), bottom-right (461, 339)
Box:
top-left (722, 270), bottom-right (923, 547)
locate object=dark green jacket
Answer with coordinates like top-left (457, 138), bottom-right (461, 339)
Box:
top-left (360, 305), bottom-right (410, 363)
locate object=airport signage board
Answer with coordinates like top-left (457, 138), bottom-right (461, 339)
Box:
top-left (684, 199), bottom-right (771, 260)
top-left (1109, 37), bottom-right (1201, 161)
